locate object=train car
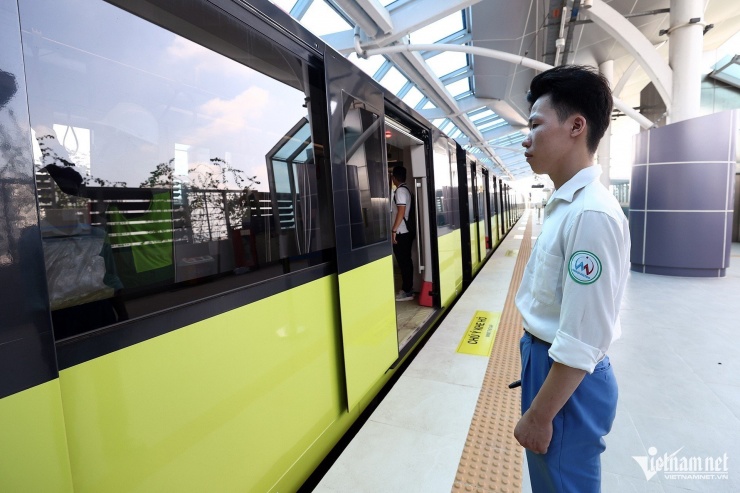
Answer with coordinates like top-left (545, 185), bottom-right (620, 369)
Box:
top-left (0, 0), bottom-right (523, 491)
top-left (459, 150), bottom-right (494, 287)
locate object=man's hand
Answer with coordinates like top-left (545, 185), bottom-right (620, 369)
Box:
top-left (514, 362), bottom-right (587, 454)
top-left (514, 408), bottom-right (552, 454)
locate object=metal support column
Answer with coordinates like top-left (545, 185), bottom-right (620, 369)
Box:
top-left (668, 0), bottom-right (704, 123)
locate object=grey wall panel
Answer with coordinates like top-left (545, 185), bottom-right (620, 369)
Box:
top-left (634, 131), bottom-right (649, 164)
top-left (726, 213), bottom-right (734, 267)
top-left (644, 265), bottom-right (722, 277)
top-left (727, 163), bottom-right (737, 210)
top-left (630, 165), bottom-right (647, 210)
top-left (648, 111), bottom-right (734, 163)
top-left (734, 174), bottom-right (740, 242)
top-left (646, 162), bottom-right (732, 211)
top-left (628, 210), bottom-right (645, 266)
top-left (629, 110), bottom-right (737, 277)
top-left (644, 212), bottom-right (726, 269)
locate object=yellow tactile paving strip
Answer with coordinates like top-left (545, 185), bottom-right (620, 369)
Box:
top-left (452, 220), bottom-right (532, 493)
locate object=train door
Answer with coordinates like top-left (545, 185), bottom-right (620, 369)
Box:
top-left (489, 174), bottom-right (500, 247)
top-left (481, 167), bottom-right (493, 258)
top-left (473, 162), bottom-right (488, 266)
top-left (498, 179), bottom-right (506, 237)
top-left (507, 185), bottom-right (514, 226)
top-left (385, 114), bottom-right (435, 350)
top-left (502, 183), bottom-right (507, 230)
top-left (432, 132), bottom-right (463, 307)
top-left (325, 52), bottom-right (398, 410)
top-left (462, 154), bottom-right (477, 285)
top-left (469, 157), bottom-right (484, 278)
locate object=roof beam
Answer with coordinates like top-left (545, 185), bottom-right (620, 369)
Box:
top-left (322, 30), bottom-right (357, 53)
top-left (333, 0), bottom-right (394, 36)
top-left (372, 0), bottom-right (482, 47)
top-left (324, 0), bottom-right (483, 52)
top-left (486, 100), bottom-right (528, 127)
top-left (360, 42), bottom-right (654, 129)
top-left (290, 0), bottom-right (313, 20)
top-left (481, 125), bottom-right (526, 143)
top-left (418, 97), bottom-right (499, 119)
top-left (440, 67), bottom-right (474, 85)
top-left (586, 0), bottom-right (673, 108)
top-left (385, 49), bottom-right (513, 177)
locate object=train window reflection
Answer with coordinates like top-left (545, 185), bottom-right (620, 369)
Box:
top-left (21, 0), bottom-right (331, 339)
top-left (477, 168), bottom-right (486, 220)
top-left (342, 95), bottom-right (389, 249)
top-left (468, 164), bottom-right (475, 222)
top-left (433, 139), bottom-right (459, 234)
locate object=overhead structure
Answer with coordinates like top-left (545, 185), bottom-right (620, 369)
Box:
top-left (272, 0), bottom-right (740, 181)
top-left (585, 0), bottom-right (673, 110)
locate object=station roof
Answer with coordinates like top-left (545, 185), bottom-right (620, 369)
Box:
top-left (269, 0), bottom-right (740, 182)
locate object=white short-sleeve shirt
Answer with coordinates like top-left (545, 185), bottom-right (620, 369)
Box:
top-left (515, 165), bottom-right (630, 373)
top-left (393, 184), bottom-right (411, 234)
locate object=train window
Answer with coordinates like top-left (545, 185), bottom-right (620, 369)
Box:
top-left (342, 95), bottom-right (389, 249)
top-left (477, 168), bottom-right (486, 220)
top-left (20, 0), bottom-right (332, 339)
top-left (468, 165), bottom-right (475, 222)
top-left (433, 139), bottom-right (459, 234)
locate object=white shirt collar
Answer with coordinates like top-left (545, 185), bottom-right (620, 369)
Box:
top-left (551, 165), bottom-right (602, 204)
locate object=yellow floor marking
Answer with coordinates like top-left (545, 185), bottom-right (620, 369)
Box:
top-left (456, 311), bottom-right (501, 356)
top-left (452, 219), bottom-right (532, 493)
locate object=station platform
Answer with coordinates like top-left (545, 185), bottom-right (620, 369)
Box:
top-left (314, 209), bottom-right (740, 493)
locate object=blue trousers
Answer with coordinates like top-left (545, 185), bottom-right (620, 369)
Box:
top-left (520, 332), bottom-right (618, 493)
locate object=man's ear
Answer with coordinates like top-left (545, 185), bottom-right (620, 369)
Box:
top-left (570, 115), bottom-right (586, 138)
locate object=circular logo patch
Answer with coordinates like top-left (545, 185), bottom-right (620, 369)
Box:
top-left (568, 251), bottom-right (602, 284)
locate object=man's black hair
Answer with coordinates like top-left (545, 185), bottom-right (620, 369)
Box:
top-left (0, 70), bottom-right (18, 109)
top-left (392, 165), bottom-right (407, 182)
top-left (526, 65), bottom-right (613, 154)
top-left (44, 164), bottom-right (84, 196)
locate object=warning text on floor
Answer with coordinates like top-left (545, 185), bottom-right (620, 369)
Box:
top-left (456, 310), bottom-right (500, 356)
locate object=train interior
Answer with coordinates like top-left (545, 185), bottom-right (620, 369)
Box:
top-left (385, 116), bottom-right (435, 350)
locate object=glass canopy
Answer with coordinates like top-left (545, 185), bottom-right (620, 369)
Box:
top-left (268, 0), bottom-right (525, 177)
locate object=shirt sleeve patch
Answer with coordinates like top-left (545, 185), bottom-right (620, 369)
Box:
top-left (568, 250), bottom-right (602, 284)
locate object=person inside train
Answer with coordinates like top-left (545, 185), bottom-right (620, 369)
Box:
top-left (0, 70), bottom-right (16, 109)
top-left (390, 165), bottom-right (415, 301)
top-left (514, 65), bottom-right (630, 492)
top-left (42, 162), bottom-right (129, 338)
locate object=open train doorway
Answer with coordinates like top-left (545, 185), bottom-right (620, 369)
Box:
top-left (385, 115), bottom-right (435, 351)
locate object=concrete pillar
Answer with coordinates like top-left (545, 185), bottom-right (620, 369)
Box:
top-left (598, 60), bottom-right (613, 188)
top-left (668, 0), bottom-right (704, 123)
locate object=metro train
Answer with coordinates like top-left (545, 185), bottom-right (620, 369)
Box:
top-left (0, 0), bottom-right (523, 491)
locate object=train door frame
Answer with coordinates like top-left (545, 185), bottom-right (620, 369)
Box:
top-left (384, 108), bottom-right (438, 354)
top-left (473, 162), bottom-right (488, 264)
top-left (325, 51), bottom-right (398, 411)
top-left (507, 185), bottom-right (513, 226)
top-left (502, 183), bottom-right (507, 230)
top-left (489, 174), bottom-right (500, 247)
top-left (458, 146), bottom-right (474, 288)
top-left (481, 167), bottom-right (493, 258)
top-left (457, 152), bottom-right (482, 288)
top-left (430, 131), bottom-right (463, 308)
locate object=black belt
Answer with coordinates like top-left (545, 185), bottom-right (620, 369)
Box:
top-left (525, 330), bottom-right (551, 346)
top-left (509, 331), bottom-right (552, 390)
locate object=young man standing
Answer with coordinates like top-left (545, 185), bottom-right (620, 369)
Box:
top-left (391, 166), bottom-right (414, 301)
top-left (514, 65), bottom-right (630, 492)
